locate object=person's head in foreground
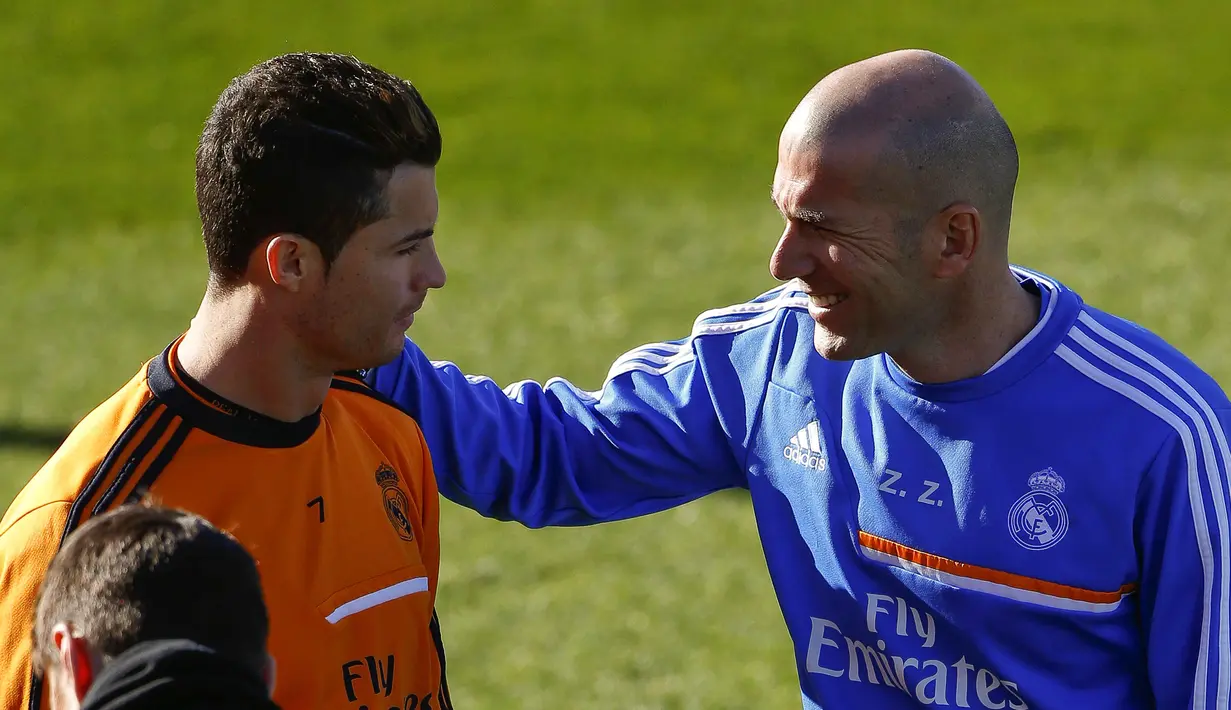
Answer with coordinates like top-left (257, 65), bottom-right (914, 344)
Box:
top-left (195, 51), bottom-right (447, 372)
top-left (770, 48), bottom-right (1034, 382)
top-left (32, 504), bottom-right (277, 710)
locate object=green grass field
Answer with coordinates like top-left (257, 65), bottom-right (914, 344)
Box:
top-left (2, 1), bottom-right (1230, 707)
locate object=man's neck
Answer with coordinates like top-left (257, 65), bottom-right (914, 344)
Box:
top-left (176, 291), bottom-right (334, 423)
top-left (890, 267), bottom-right (1041, 385)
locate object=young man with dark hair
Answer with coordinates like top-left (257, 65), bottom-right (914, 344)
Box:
top-left (32, 504), bottom-right (277, 710)
top-left (1, 52), bottom-right (451, 710)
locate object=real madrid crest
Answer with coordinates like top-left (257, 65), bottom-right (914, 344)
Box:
top-left (1007, 467), bottom-right (1068, 550)
top-left (375, 462), bottom-right (415, 542)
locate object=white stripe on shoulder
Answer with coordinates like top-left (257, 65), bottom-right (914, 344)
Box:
top-left (1010, 264), bottom-right (1062, 291)
top-left (693, 283), bottom-right (806, 327)
top-left (505, 288), bottom-right (808, 401)
top-left (1058, 328), bottom-right (1229, 710)
top-left (606, 293), bottom-right (808, 383)
top-left (608, 345), bottom-right (688, 372)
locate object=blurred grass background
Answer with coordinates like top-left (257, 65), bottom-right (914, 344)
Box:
top-left (1, 1), bottom-right (1229, 707)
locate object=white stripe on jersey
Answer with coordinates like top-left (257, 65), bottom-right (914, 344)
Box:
top-left (1010, 264), bottom-right (1062, 291)
top-left (1058, 324), bottom-right (1230, 710)
top-left (860, 544), bottom-right (1132, 614)
top-left (502, 287), bottom-right (809, 402)
top-left (604, 288), bottom-right (807, 381)
top-left (608, 343), bottom-right (689, 372)
top-left (324, 576), bottom-right (430, 625)
top-left (1074, 312), bottom-right (1231, 709)
top-left (691, 282), bottom-right (804, 326)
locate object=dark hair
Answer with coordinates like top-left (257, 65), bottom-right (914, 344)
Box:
top-left (195, 52), bottom-right (442, 284)
top-left (32, 504), bottom-right (270, 675)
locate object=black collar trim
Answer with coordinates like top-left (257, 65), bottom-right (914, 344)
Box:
top-left (146, 341), bottom-right (321, 449)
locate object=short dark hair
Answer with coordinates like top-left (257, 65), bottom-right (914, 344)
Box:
top-left (195, 52), bottom-right (442, 284)
top-left (880, 106), bottom-right (1019, 242)
top-left (32, 504), bottom-right (269, 675)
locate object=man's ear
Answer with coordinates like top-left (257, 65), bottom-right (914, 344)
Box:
top-left (260, 234), bottom-right (322, 291)
top-left (932, 203), bottom-right (981, 279)
top-left (52, 623), bottom-right (97, 702)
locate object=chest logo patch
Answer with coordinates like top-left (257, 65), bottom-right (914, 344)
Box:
top-left (1007, 467), bottom-right (1068, 550)
top-left (784, 421), bottom-right (827, 471)
top-left (376, 463), bottom-right (415, 542)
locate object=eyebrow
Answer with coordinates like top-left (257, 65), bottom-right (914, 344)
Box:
top-left (770, 192), bottom-right (826, 226)
top-left (394, 227), bottom-right (435, 245)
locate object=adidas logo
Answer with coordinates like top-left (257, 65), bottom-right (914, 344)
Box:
top-left (783, 421), bottom-right (827, 471)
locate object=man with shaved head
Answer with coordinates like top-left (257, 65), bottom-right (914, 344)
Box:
top-left (368, 50), bottom-right (1230, 708)
top-left (773, 49), bottom-right (1032, 377)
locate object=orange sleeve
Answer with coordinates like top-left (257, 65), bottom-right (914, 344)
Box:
top-left (0, 502), bottom-right (70, 710)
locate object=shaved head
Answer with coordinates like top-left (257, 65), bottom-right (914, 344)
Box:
top-left (770, 50), bottom-right (1039, 376)
top-left (783, 49), bottom-right (1019, 246)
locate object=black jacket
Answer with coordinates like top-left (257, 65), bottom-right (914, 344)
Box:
top-left (80, 640), bottom-right (280, 710)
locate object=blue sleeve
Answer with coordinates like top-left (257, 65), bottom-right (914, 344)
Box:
top-left (1137, 408), bottom-right (1231, 710)
top-left (365, 334), bottom-right (750, 528)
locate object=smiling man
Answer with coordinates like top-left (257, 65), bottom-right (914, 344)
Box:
top-left (370, 50), bottom-right (1231, 708)
top-left (0, 53), bottom-right (452, 710)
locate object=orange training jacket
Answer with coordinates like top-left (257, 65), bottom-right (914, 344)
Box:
top-left (0, 339), bottom-right (452, 710)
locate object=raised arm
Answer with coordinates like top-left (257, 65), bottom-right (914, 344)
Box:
top-left (365, 291), bottom-right (802, 528)
top-left (366, 327), bottom-right (754, 528)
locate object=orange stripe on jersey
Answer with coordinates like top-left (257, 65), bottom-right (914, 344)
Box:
top-left (88, 410), bottom-right (186, 517)
top-left (61, 401), bottom-right (169, 538)
top-left (123, 418), bottom-right (194, 504)
top-left (858, 530), bottom-right (1136, 608)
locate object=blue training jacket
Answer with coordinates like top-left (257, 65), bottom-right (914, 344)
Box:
top-left (366, 266), bottom-right (1231, 710)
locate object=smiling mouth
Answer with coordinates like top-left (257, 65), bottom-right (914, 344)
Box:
top-left (810, 293), bottom-right (849, 308)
